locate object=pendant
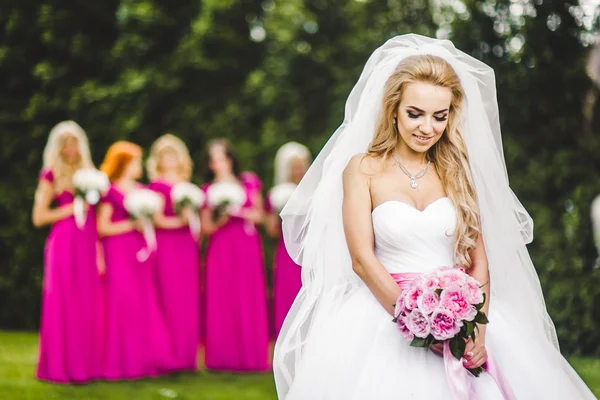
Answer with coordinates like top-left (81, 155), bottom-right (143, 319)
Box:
top-left (410, 178), bottom-right (418, 189)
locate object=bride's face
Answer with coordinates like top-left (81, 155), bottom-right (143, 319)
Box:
top-left (394, 81), bottom-right (452, 154)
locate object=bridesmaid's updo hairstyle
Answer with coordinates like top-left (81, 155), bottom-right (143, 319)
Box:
top-left (368, 55), bottom-right (480, 268)
top-left (100, 141), bottom-right (143, 182)
top-left (203, 138), bottom-right (241, 182)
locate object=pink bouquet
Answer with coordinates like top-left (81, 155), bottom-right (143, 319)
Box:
top-left (393, 267), bottom-right (488, 376)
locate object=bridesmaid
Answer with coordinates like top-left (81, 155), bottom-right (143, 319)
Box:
top-left (201, 139), bottom-right (269, 372)
top-left (265, 142), bottom-right (311, 338)
top-left (147, 134), bottom-right (200, 372)
top-left (97, 141), bottom-right (173, 380)
top-left (33, 121), bottom-right (103, 383)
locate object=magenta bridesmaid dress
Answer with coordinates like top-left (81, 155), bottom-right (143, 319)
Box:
top-left (100, 184), bottom-right (175, 380)
top-left (36, 169), bottom-right (104, 383)
top-left (265, 196), bottom-right (303, 339)
top-left (203, 172), bottom-right (269, 371)
top-left (149, 180), bottom-right (200, 372)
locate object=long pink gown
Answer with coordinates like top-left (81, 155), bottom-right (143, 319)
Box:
top-left (100, 184), bottom-right (175, 380)
top-left (36, 169), bottom-right (103, 383)
top-left (266, 196), bottom-right (302, 339)
top-left (149, 180), bottom-right (200, 372)
top-left (203, 172), bottom-right (269, 372)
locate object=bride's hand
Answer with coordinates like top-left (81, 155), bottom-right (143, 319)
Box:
top-left (430, 343), bottom-right (443, 357)
top-left (463, 337), bottom-right (487, 369)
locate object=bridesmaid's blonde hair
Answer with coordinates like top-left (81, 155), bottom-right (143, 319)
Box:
top-left (42, 121), bottom-right (94, 194)
top-left (367, 55), bottom-right (480, 267)
top-left (146, 134), bottom-right (193, 182)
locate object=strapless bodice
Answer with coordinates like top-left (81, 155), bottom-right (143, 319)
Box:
top-left (372, 197), bottom-right (457, 274)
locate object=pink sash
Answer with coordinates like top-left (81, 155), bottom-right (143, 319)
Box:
top-left (391, 272), bottom-right (516, 400)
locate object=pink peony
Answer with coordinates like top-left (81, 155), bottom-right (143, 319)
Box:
top-left (437, 268), bottom-right (467, 289)
top-left (440, 287), bottom-right (473, 321)
top-left (406, 309), bottom-right (431, 338)
top-left (396, 315), bottom-right (415, 340)
top-left (430, 309), bottom-right (461, 340)
top-left (394, 296), bottom-right (408, 319)
top-left (404, 286), bottom-right (423, 310)
top-left (422, 274), bottom-right (440, 291)
top-left (465, 277), bottom-right (484, 305)
top-left (417, 290), bottom-right (441, 315)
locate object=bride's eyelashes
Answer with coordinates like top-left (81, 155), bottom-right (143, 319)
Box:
top-left (406, 111), bottom-right (448, 122)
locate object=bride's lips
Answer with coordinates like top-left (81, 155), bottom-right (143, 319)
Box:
top-left (413, 134), bottom-right (434, 145)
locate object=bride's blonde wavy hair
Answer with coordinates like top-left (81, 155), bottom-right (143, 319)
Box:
top-left (367, 55), bottom-right (480, 267)
top-left (42, 121), bottom-right (94, 194)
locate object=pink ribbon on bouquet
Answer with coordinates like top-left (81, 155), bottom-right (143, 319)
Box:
top-left (73, 196), bottom-right (87, 229)
top-left (136, 217), bottom-right (157, 262)
top-left (391, 272), bottom-right (516, 400)
top-left (188, 212), bottom-right (201, 242)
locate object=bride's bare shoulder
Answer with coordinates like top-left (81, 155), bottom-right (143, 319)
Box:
top-left (344, 153), bottom-right (385, 178)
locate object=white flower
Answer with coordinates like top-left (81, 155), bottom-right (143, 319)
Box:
top-left (85, 190), bottom-right (100, 205)
top-left (171, 182), bottom-right (205, 209)
top-left (73, 168), bottom-right (109, 205)
top-left (206, 182), bottom-right (247, 211)
top-left (124, 188), bottom-right (162, 219)
top-left (269, 182), bottom-right (297, 212)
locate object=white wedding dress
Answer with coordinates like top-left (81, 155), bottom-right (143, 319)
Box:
top-left (283, 198), bottom-right (594, 399)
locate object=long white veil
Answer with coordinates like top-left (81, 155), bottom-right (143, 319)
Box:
top-left (273, 34), bottom-right (563, 397)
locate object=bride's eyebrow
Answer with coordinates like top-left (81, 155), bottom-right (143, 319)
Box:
top-left (407, 106), bottom-right (449, 114)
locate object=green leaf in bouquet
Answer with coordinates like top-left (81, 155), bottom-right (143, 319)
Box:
top-left (475, 293), bottom-right (487, 311)
top-left (211, 201), bottom-right (231, 222)
top-left (449, 337), bottom-right (466, 360)
top-left (75, 188), bottom-right (86, 199)
top-left (473, 312), bottom-right (489, 325)
top-left (435, 288), bottom-right (442, 296)
top-left (468, 366), bottom-right (484, 377)
top-left (465, 321), bottom-right (475, 338)
top-left (410, 337), bottom-right (427, 348)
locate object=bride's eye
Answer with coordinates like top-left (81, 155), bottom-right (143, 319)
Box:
top-left (435, 115), bottom-right (448, 122)
top-left (407, 112), bottom-right (420, 119)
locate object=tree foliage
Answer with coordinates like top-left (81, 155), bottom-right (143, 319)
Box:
top-left (0, 0), bottom-right (598, 354)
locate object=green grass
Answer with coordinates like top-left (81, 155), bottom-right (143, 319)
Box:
top-left (1, 331), bottom-right (599, 399)
top-left (0, 331), bottom-right (277, 400)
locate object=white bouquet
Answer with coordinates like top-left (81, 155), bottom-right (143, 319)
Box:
top-left (124, 188), bottom-right (162, 219)
top-left (171, 182), bottom-right (205, 213)
top-left (171, 182), bottom-right (205, 239)
top-left (72, 168), bottom-right (109, 229)
top-left (269, 182), bottom-right (297, 213)
top-left (124, 188), bottom-right (162, 262)
top-left (206, 182), bottom-right (247, 220)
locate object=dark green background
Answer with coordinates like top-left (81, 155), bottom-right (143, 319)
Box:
top-left (1, 0), bottom-right (599, 355)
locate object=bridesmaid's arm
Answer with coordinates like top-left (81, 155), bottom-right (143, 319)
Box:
top-left (152, 197), bottom-right (187, 230)
top-left (32, 180), bottom-right (74, 227)
top-left (265, 212), bottom-right (281, 238)
top-left (238, 192), bottom-right (265, 224)
top-left (200, 207), bottom-right (229, 236)
top-left (343, 154), bottom-right (401, 316)
top-left (96, 203), bottom-right (136, 237)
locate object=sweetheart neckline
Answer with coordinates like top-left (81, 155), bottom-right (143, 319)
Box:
top-left (371, 197), bottom-right (451, 215)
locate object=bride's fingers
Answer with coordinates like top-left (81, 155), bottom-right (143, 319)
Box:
top-left (464, 351), bottom-right (487, 368)
top-left (430, 344), bottom-right (444, 356)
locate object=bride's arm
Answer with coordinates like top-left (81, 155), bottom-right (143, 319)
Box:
top-left (462, 234), bottom-right (490, 369)
top-left (342, 155), bottom-right (401, 316)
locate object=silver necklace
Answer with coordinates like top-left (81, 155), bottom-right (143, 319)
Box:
top-left (392, 155), bottom-right (431, 189)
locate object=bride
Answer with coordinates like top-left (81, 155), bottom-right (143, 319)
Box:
top-left (273, 35), bottom-right (595, 399)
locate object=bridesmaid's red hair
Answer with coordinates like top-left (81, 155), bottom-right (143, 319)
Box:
top-left (100, 141), bottom-right (142, 181)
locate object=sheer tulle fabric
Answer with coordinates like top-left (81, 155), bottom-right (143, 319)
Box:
top-left (274, 34), bottom-right (594, 399)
